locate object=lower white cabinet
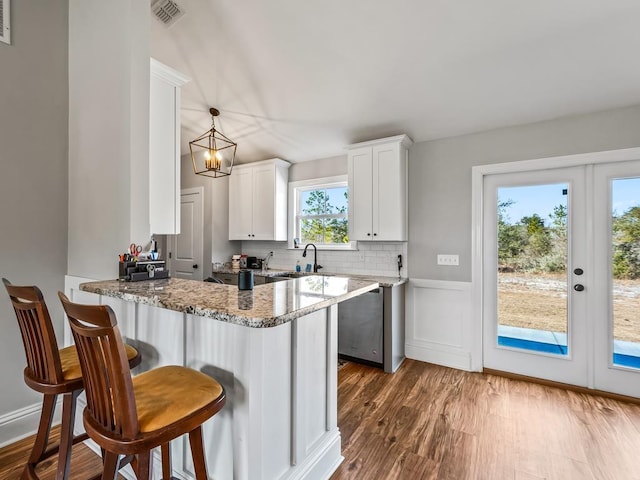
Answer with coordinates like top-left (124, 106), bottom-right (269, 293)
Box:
top-left (229, 159), bottom-right (290, 240)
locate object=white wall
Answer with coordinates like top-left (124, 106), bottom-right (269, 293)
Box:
top-left (0, 0), bottom-right (69, 433)
top-left (68, 0), bottom-right (150, 280)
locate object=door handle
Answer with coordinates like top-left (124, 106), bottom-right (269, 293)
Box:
top-left (574, 284), bottom-right (584, 292)
top-left (193, 264), bottom-right (198, 269)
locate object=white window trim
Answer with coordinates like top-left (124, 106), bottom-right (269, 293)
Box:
top-left (0, 0), bottom-right (10, 45)
top-left (288, 175), bottom-right (357, 250)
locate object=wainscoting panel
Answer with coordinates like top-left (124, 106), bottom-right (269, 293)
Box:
top-left (405, 279), bottom-right (476, 371)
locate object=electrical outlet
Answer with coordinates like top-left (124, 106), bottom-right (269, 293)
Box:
top-left (437, 254), bottom-right (459, 266)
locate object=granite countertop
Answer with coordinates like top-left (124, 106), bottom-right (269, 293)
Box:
top-left (80, 276), bottom-right (379, 328)
top-left (212, 268), bottom-right (407, 287)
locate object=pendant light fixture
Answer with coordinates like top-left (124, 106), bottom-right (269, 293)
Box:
top-left (190, 107), bottom-right (236, 178)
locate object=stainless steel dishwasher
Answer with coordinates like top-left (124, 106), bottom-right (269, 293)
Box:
top-left (338, 287), bottom-right (383, 366)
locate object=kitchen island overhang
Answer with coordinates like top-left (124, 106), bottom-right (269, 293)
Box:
top-left (78, 275), bottom-right (379, 480)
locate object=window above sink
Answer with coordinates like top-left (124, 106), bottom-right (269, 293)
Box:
top-left (288, 175), bottom-right (357, 251)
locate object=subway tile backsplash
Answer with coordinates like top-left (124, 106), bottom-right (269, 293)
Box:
top-left (232, 241), bottom-right (408, 277)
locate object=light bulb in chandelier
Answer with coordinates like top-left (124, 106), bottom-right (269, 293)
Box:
top-left (204, 149), bottom-right (223, 171)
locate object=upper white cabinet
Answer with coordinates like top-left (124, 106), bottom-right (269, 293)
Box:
top-left (149, 58), bottom-right (189, 235)
top-left (229, 159), bottom-right (290, 240)
top-left (347, 135), bottom-right (412, 241)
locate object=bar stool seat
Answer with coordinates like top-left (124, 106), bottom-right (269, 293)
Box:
top-left (59, 292), bottom-right (226, 480)
top-left (132, 366), bottom-right (223, 434)
top-left (58, 343), bottom-right (139, 383)
top-left (2, 278), bottom-right (141, 480)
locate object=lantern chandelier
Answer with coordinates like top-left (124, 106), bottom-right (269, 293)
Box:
top-left (190, 107), bottom-right (237, 178)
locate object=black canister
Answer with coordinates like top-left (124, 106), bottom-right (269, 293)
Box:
top-left (238, 269), bottom-right (254, 290)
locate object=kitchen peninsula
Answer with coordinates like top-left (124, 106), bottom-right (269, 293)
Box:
top-left (77, 275), bottom-right (379, 480)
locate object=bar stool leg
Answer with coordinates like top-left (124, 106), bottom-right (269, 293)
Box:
top-left (102, 452), bottom-right (121, 480)
top-left (188, 427), bottom-right (208, 480)
top-left (22, 394), bottom-right (57, 479)
top-left (55, 390), bottom-right (80, 480)
top-left (161, 443), bottom-right (172, 479)
top-left (136, 452), bottom-right (151, 480)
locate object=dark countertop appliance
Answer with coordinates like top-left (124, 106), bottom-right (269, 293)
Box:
top-left (246, 256), bottom-right (262, 269)
top-left (119, 260), bottom-right (169, 282)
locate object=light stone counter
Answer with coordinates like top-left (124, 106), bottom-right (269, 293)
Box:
top-left (80, 275), bottom-right (378, 328)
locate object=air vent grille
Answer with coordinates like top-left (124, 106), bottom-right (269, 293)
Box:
top-left (151, 0), bottom-right (185, 27)
top-left (0, 0), bottom-right (10, 45)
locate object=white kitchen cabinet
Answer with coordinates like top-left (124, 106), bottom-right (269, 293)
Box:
top-left (229, 158), bottom-right (290, 240)
top-left (347, 135), bottom-right (412, 241)
top-left (149, 58), bottom-right (189, 235)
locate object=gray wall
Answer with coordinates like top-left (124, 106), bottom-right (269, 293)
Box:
top-left (0, 1), bottom-right (69, 413)
top-left (288, 154), bottom-right (347, 182)
top-left (68, 0), bottom-right (150, 280)
top-left (409, 104), bottom-right (640, 282)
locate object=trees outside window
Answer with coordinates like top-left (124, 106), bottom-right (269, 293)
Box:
top-left (293, 180), bottom-right (350, 247)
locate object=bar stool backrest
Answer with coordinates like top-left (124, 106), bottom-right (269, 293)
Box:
top-left (58, 293), bottom-right (140, 440)
top-left (3, 278), bottom-right (65, 387)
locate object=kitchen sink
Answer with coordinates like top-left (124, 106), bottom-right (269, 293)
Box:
top-left (265, 271), bottom-right (330, 282)
top-left (272, 272), bottom-right (311, 278)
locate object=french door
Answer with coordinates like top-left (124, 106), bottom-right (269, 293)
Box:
top-left (482, 160), bottom-right (640, 397)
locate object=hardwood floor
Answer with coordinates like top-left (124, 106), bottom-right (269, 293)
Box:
top-left (0, 425), bottom-right (113, 480)
top-left (331, 359), bottom-right (640, 480)
top-left (2, 359), bottom-right (640, 479)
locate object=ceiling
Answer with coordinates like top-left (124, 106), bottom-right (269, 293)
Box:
top-left (150, 0), bottom-right (640, 163)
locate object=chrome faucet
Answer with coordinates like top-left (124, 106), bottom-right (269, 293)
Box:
top-left (302, 244), bottom-right (322, 273)
top-left (263, 251), bottom-right (274, 271)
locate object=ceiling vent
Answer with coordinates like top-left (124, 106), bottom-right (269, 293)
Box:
top-left (0, 0), bottom-right (11, 45)
top-left (151, 0), bottom-right (185, 27)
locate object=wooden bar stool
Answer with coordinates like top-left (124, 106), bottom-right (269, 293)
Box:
top-left (59, 292), bottom-right (226, 480)
top-left (2, 279), bottom-right (141, 480)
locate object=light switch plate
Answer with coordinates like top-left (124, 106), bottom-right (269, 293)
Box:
top-left (437, 254), bottom-right (459, 266)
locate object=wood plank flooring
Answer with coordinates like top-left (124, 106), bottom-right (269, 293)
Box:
top-left (1, 359), bottom-right (639, 479)
top-left (331, 360), bottom-right (640, 480)
top-left (0, 426), bottom-right (115, 480)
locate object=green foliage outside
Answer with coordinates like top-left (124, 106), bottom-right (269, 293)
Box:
top-left (612, 206), bottom-right (640, 279)
top-left (300, 189), bottom-right (349, 244)
top-left (498, 201), bottom-right (640, 279)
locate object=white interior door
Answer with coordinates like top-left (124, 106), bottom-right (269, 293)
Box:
top-left (169, 188), bottom-right (204, 280)
top-left (483, 166), bottom-right (589, 386)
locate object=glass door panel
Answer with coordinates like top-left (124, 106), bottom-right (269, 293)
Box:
top-left (483, 166), bottom-right (588, 387)
top-left (496, 184), bottom-right (569, 356)
top-left (611, 177), bottom-right (640, 369)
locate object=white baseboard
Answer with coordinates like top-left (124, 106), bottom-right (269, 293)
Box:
top-left (0, 399), bottom-right (63, 448)
top-left (405, 341), bottom-right (471, 371)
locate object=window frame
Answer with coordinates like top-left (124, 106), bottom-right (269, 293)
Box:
top-left (288, 175), bottom-right (356, 250)
top-left (1, 0), bottom-right (11, 45)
